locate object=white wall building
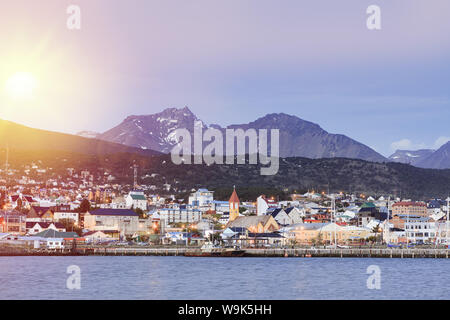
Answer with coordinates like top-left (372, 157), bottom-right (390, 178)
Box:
top-left (188, 189), bottom-right (214, 207)
top-left (84, 209), bottom-right (140, 238)
top-left (126, 190), bottom-right (147, 211)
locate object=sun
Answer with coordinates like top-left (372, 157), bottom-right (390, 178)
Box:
top-left (5, 72), bottom-right (38, 100)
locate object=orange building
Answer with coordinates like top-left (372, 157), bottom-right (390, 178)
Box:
top-left (392, 202), bottom-right (427, 217)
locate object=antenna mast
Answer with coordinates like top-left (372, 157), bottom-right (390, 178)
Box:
top-left (133, 163), bottom-right (138, 188)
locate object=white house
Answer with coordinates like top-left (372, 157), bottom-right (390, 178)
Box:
top-left (270, 208), bottom-right (293, 226)
top-left (126, 190), bottom-right (147, 211)
top-left (284, 207), bottom-right (304, 224)
top-left (82, 230), bottom-right (112, 243)
top-left (53, 206), bottom-right (79, 224)
top-left (26, 222), bottom-right (66, 235)
top-left (46, 238), bottom-right (64, 249)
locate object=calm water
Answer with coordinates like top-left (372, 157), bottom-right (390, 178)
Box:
top-left (0, 256), bottom-right (449, 300)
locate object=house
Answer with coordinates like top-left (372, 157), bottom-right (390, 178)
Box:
top-left (84, 208), bottom-right (140, 237)
top-left (9, 194), bottom-right (37, 209)
top-left (52, 205), bottom-right (79, 224)
top-left (26, 222), bottom-right (66, 235)
top-left (270, 208), bottom-right (293, 226)
top-left (27, 206), bottom-right (54, 222)
top-left (284, 207), bottom-right (304, 224)
top-left (82, 230), bottom-right (113, 243)
top-left (225, 215), bottom-right (279, 233)
top-left (46, 238), bottom-right (65, 250)
top-left (126, 190), bottom-right (147, 211)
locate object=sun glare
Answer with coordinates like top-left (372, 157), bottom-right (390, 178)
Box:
top-left (5, 72), bottom-right (38, 100)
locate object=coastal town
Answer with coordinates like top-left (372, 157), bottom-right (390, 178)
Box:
top-left (1, 163), bottom-right (450, 253)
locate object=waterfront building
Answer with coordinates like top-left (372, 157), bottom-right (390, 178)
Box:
top-left (84, 208), bottom-right (140, 237)
top-left (285, 223), bottom-right (372, 245)
top-left (26, 222), bottom-right (66, 235)
top-left (226, 215), bottom-right (279, 233)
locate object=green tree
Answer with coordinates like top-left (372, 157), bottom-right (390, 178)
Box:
top-left (59, 218), bottom-right (83, 236)
top-left (134, 207), bottom-right (146, 219)
top-left (78, 199), bottom-right (91, 213)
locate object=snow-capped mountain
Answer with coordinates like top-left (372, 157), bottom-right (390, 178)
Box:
top-left (97, 106), bottom-right (387, 162)
top-left (98, 107), bottom-right (205, 153)
top-left (388, 149), bottom-right (435, 166)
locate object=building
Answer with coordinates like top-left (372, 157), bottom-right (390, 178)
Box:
top-left (270, 208), bottom-right (293, 226)
top-left (158, 206), bottom-right (202, 225)
top-left (52, 205), bottom-right (79, 224)
top-left (84, 208), bottom-right (140, 238)
top-left (126, 190), bottom-right (147, 211)
top-left (0, 211), bottom-right (27, 235)
top-left (225, 215), bottom-right (279, 233)
top-left (229, 187), bottom-right (240, 222)
top-left (26, 222), bottom-right (66, 235)
top-left (286, 223), bottom-right (372, 245)
top-left (256, 195), bottom-right (269, 216)
top-left (392, 202), bottom-right (427, 217)
top-left (188, 189), bottom-right (214, 207)
top-left (27, 206), bottom-right (54, 222)
top-left (405, 216), bottom-right (439, 244)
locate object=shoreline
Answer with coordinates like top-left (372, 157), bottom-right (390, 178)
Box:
top-left (1, 247), bottom-right (450, 259)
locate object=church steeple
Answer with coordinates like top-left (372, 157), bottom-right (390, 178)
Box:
top-left (229, 186), bottom-right (240, 222)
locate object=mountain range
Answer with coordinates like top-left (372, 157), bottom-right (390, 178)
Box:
top-left (96, 107), bottom-right (388, 163)
top-left (388, 149), bottom-right (435, 166)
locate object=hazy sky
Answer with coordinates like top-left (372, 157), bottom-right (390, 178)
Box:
top-left (1, 0), bottom-right (449, 156)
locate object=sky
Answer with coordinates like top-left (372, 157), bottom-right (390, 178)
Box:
top-left (0, 0), bottom-right (449, 157)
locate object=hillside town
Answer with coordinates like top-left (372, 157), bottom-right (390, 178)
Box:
top-left (1, 163), bottom-right (450, 251)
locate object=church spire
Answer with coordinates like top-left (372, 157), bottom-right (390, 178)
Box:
top-left (229, 187), bottom-right (240, 222)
